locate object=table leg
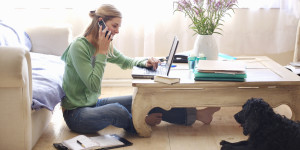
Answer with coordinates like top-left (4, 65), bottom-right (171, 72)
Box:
top-left (290, 97), bottom-right (300, 121)
top-left (132, 88), bottom-right (152, 137)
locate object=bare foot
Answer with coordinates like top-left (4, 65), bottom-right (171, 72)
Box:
top-left (145, 113), bottom-right (162, 126)
top-left (197, 107), bottom-right (220, 124)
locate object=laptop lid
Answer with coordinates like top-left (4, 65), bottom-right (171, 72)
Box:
top-left (165, 36), bottom-right (179, 76)
top-left (131, 36), bottom-right (179, 79)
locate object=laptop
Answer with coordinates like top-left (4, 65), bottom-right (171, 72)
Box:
top-left (131, 36), bottom-right (179, 79)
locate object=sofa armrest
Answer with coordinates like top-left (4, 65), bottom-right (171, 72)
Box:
top-left (0, 46), bottom-right (32, 150)
top-left (26, 25), bottom-right (72, 56)
top-left (0, 47), bottom-right (32, 88)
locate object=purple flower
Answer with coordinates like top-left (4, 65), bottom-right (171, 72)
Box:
top-left (226, 0), bottom-right (238, 7)
top-left (181, 0), bottom-right (189, 6)
top-left (173, 0), bottom-right (238, 35)
top-left (178, 0), bottom-right (191, 10)
top-left (194, 8), bottom-right (199, 15)
top-left (215, 1), bottom-right (221, 9)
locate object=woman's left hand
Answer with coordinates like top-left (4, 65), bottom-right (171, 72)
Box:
top-left (146, 57), bottom-right (161, 70)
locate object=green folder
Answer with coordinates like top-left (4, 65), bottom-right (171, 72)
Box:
top-left (194, 77), bottom-right (245, 82)
top-left (194, 71), bottom-right (247, 79)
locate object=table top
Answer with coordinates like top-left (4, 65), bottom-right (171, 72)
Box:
top-left (132, 56), bottom-right (300, 88)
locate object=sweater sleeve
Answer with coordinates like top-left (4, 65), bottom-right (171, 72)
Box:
top-left (107, 47), bottom-right (147, 69)
top-left (68, 41), bottom-right (106, 92)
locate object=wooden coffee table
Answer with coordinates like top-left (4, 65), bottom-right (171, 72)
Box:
top-left (131, 56), bottom-right (300, 137)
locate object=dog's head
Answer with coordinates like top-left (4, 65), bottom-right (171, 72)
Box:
top-left (234, 98), bottom-right (274, 136)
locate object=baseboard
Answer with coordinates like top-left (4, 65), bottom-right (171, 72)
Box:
top-left (101, 79), bottom-right (132, 87)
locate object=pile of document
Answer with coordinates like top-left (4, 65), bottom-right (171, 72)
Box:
top-left (194, 60), bottom-right (247, 82)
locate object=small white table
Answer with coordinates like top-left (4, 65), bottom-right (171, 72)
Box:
top-left (131, 56), bottom-right (300, 137)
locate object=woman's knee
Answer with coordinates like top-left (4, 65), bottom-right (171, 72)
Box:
top-left (108, 103), bottom-right (132, 118)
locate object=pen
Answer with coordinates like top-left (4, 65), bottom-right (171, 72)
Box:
top-left (77, 140), bottom-right (86, 148)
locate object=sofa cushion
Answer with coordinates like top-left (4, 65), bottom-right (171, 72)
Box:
top-left (0, 21), bottom-right (32, 51)
top-left (26, 25), bottom-right (72, 56)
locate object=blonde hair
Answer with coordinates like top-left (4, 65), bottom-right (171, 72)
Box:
top-left (84, 4), bottom-right (122, 57)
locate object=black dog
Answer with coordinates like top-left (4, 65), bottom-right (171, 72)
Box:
top-left (220, 98), bottom-right (300, 150)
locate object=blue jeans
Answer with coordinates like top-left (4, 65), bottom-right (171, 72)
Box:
top-left (63, 95), bottom-right (196, 134)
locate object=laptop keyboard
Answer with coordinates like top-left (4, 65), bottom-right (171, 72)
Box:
top-left (145, 66), bottom-right (167, 75)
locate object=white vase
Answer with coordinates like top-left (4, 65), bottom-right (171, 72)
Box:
top-left (192, 34), bottom-right (219, 60)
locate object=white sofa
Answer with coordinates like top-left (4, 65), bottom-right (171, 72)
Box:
top-left (0, 25), bottom-right (71, 150)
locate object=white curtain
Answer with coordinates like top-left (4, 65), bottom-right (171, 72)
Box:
top-left (281, 0), bottom-right (300, 18)
top-left (1, 0), bottom-right (300, 58)
top-left (96, 0), bottom-right (300, 57)
top-left (88, 0), bottom-right (300, 57)
top-left (238, 0), bottom-right (300, 18)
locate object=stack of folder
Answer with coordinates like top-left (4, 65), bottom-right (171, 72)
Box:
top-left (194, 60), bottom-right (247, 82)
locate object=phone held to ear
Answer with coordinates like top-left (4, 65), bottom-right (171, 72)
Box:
top-left (98, 20), bottom-right (111, 38)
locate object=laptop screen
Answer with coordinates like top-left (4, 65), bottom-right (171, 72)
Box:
top-left (131, 36), bottom-right (179, 79)
top-left (165, 36), bottom-right (179, 75)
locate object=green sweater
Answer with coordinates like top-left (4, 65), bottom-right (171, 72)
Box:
top-left (61, 37), bottom-right (146, 110)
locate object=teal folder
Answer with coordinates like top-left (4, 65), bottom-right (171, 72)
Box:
top-left (194, 71), bottom-right (247, 79)
top-left (194, 77), bottom-right (245, 82)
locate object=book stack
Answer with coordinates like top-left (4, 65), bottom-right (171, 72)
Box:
top-left (194, 60), bottom-right (247, 82)
top-left (154, 75), bottom-right (180, 84)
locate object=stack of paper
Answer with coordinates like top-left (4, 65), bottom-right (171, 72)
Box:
top-left (195, 60), bottom-right (247, 81)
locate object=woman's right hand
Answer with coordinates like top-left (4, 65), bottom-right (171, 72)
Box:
top-left (95, 23), bottom-right (114, 56)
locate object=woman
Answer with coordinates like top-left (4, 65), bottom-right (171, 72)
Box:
top-left (61, 4), bottom-right (220, 134)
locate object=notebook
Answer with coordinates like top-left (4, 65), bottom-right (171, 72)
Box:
top-left (131, 36), bottom-right (179, 79)
top-left (59, 134), bottom-right (132, 150)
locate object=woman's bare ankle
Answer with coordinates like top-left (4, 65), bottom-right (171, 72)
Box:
top-left (145, 113), bottom-right (162, 126)
top-left (197, 107), bottom-right (220, 124)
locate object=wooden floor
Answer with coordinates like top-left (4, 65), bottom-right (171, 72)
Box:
top-left (33, 87), bottom-right (293, 150)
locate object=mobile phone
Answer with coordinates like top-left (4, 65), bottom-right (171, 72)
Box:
top-left (98, 20), bottom-right (110, 38)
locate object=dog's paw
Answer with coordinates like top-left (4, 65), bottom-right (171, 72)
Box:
top-left (220, 140), bottom-right (230, 145)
